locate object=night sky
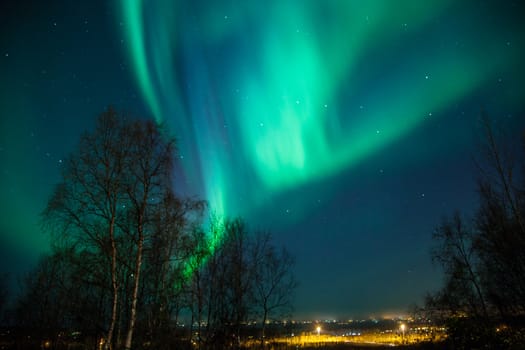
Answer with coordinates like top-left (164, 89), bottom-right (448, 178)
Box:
top-left (1, 0), bottom-right (525, 318)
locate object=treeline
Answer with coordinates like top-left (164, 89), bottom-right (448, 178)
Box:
top-left (424, 117), bottom-right (525, 349)
top-left (1, 108), bottom-right (296, 350)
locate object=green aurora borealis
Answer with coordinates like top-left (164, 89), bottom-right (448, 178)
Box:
top-left (1, 0), bottom-right (525, 315)
top-left (119, 0), bottom-right (521, 220)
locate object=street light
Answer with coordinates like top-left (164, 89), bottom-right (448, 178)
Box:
top-left (316, 326), bottom-right (321, 337)
top-left (400, 323), bottom-right (406, 343)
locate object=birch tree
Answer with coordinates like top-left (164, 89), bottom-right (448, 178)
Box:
top-left (44, 107), bottom-right (178, 349)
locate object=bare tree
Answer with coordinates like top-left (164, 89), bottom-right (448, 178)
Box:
top-left (427, 116), bottom-right (525, 347)
top-left (122, 119), bottom-right (175, 350)
top-left (44, 108), bottom-right (132, 349)
top-left (430, 213), bottom-right (487, 319)
top-left (140, 193), bottom-right (205, 349)
top-left (192, 218), bottom-right (298, 350)
top-left (186, 225), bottom-right (212, 350)
top-left (474, 117), bottom-right (525, 316)
top-left (251, 232), bottom-right (297, 348)
top-left (223, 219), bottom-right (251, 348)
top-left (43, 107), bottom-right (182, 349)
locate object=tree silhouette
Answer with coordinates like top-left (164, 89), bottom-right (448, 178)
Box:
top-left (427, 116), bottom-right (525, 347)
top-left (22, 106), bottom-right (298, 349)
top-left (0, 273), bottom-right (7, 324)
top-left (43, 107), bottom-right (181, 349)
top-left (44, 109), bottom-right (132, 348)
top-left (188, 218), bottom-right (297, 350)
top-left (251, 232), bottom-right (297, 349)
top-left (430, 213), bottom-right (487, 319)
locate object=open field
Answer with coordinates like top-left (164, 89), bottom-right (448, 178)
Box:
top-left (243, 327), bottom-right (446, 349)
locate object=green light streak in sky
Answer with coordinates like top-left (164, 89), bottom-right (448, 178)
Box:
top-left (122, 0), bottom-right (161, 123)
top-left (240, 42), bottom-right (503, 191)
top-left (119, 0), bottom-right (516, 241)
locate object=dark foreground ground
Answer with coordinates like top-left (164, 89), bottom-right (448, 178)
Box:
top-left (0, 339), bottom-right (448, 350)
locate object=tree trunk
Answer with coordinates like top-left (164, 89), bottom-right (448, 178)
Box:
top-left (189, 302), bottom-right (195, 350)
top-left (105, 217), bottom-right (119, 350)
top-left (196, 275), bottom-right (203, 350)
top-left (261, 308), bottom-right (268, 350)
top-left (124, 227), bottom-right (144, 350)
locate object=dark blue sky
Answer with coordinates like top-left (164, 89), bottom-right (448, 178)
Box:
top-left (1, 0), bottom-right (524, 318)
